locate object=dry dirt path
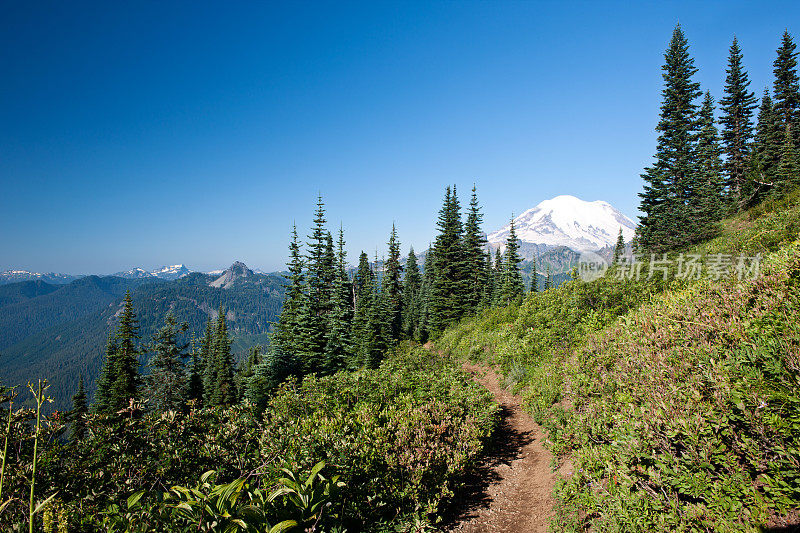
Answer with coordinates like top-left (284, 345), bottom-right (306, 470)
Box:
top-left (440, 360), bottom-right (558, 533)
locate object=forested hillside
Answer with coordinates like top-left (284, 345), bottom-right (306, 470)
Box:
top-left (0, 268), bottom-right (285, 409)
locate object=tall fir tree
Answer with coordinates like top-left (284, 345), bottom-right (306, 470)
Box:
top-left (92, 329), bottom-right (117, 414)
top-left (382, 224), bottom-right (404, 341)
top-left (186, 334), bottom-right (204, 404)
top-left (272, 224), bottom-right (306, 374)
top-left (201, 319), bottom-right (216, 406)
top-left (69, 375), bottom-right (88, 444)
top-left (500, 217), bottom-right (524, 302)
top-left (776, 123), bottom-right (800, 191)
top-left (401, 248), bottom-right (422, 339)
top-left (415, 248), bottom-right (435, 343)
top-left (613, 228), bottom-right (626, 265)
top-left (694, 92), bottom-right (726, 235)
top-left (324, 227), bottom-right (354, 372)
top-left (351, 251), bottom-right (375, 366)
top-left (773, 31), bottom-right (799, 141)
top-left (304, 196), bottom-right (331, 371)
top-left (529, 255), bottom-right (538, 293)
top-left (482, 249), bottom-right (496, 305)
top-left (492, 248), bottom-right (504, 305)
top-left (210, 307), bottom-right (237, 407)
top-left (638, 24), bottom-right (703, 252)
top-left (719, 36), bottom-right (757, 202)
top-left (462, 186), bottom-right (488, 313)
top-left (145, 313), bottom-right (189, 412)
top-left (363, 256), bottom-right (389, 368)
top-left (429, 186), bottom-right (468, 333)
top-left (750, 90), bottom-right (783, 200)
top-left (544, 266), bottom-right (552, 290)
top-left (108, 291), bottom-right (141, 411)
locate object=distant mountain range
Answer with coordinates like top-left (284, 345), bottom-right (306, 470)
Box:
top-left (0, 264), bottom-right (251, 285)
top-left (0, 262), bottom-right (285, 411)
top-left (113, 264), bottom-right (193, 280)
top-left (0, 270), bottom-right (82, 285)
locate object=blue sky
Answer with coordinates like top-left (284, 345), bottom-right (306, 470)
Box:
top-left (1, 1), bottom-right (798, 273)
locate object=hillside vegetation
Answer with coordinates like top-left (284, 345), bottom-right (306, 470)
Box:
top-left (436, 191), bottom-right (800, 530)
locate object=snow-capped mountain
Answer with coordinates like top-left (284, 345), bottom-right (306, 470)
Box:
top-left (114, 264), bottom-right (192, 280)
top-left (152, 264), bottom-right (191, 280)
top-left (487, 195), bottom-right (636, 255)
top-left (0, 270), bottom-right (81, 285)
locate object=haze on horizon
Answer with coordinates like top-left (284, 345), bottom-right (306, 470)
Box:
top-left (2, 1), bottom-right (798, 274)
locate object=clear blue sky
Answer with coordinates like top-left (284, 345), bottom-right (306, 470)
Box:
top-left (1, 1), bottom-right (797, 274)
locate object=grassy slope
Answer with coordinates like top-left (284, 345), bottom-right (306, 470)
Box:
top-left (435, 191), bottom-right (800, 531)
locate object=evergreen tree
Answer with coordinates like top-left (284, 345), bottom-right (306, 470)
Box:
top-left (529, 255), bottom-right (538, 293)
top-left (351, 251), bottom-right (375, 366)
top-left (482, 249), bottom-right (496, 305)
top-left (92, 329), bottom-right (117, 414)
top-left (463, 185), bottom-right (488, 312)
top-left (107, 291), bottom-right (141, 412)
top-left (364, 258), bottom-right (389, 368)
top-left (416, 249), bottom-right (434, 342)
top-left (719, 36), bottom-right (757, 201)
top-left (773, 31), bottom-right (799, 141)
top-left (382, 225), bottom-right (403, 341)
top-left (69, 375), bottom-right (88, 444)
top-left (500, 217), bottom-right (524, 302)
top-left (777, 123), bottom-right (800, 191)
top-left (401, 248), bottom-right (422, 339)
top-left (272, 224), bottom-right (306, 372)
top-left (145, 313), bottom-right (188, 412)
top-left (638, 24), bottom-right (703, 252)
top-left (210, 307), bottom-right (236, 407)
top-left (492, 249), bottom-right (504, 305)
top-left (304, 196), bottom-right (330, 371)
top-left (186, 334), bottom-right (204, 404)
top-left (324, 227), bottom-right (354, 372)
top-left (750, 89), bottom-right (783, 200)
top-left (694, 92), bottom-right (725, 235)
top-left (429, 186), bottom-right (468, 333)
top-left (612, 228), bottom-right (626, 265)
top-left (544, 266), bottom-right (552, 290)
top-left (201, 319), bottom-right (216, 406)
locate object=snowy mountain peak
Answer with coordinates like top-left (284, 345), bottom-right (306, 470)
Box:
top-left (152, 264), bottom-right (191, 280)
top-left (487, 195), bottom-right (636, 253)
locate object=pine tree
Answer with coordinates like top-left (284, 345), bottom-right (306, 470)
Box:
top-left (719, 36), bottom-right (757, 201)
top-left (351, 251), bottom-right (375, 366)
top-left (429, 186), bottom-right (468, 333)
top-left (92, 329), bottom-right (117, 414)
top-left (463, 185), bottom-right (488, 313)
top-left (416, 249), bottom-right (434, 342)
top-left (304, 196), bottom-right (330, 371)
top-left (544, 266), bottom-right (552, 290)
top-left (381, 225), bottom-right (403, 341)
top-left (201, 319), bottom-right (216, 406)
top-left (773, 31), bottom-right (799, 141)
top-left (69, 375), bottom-right (88, 444)
top-left (272, 224), bottom-right (306, 372)
top-left (109, 291), bottom-right (141, 411)
top-left (210, 307), bottom-right (237, 406)
top-left (638, 24), bottom-right (703, 252)
top-left (777, 123), bottom-right (800, 191)
top-left (363, 255), bottom-right (389, 368)
top-left (529, 255), bottom-right (538, 293)
top-left (693, 92), bottom-right (725, 235)
top-left (612, 228), bottom-right (626, 265)
top-left (492, 248), bottom-right (504, 305)
top-left (324, 227), bottom-right (354, 372)
top-left (401, 248), bottom-right (422, 339)
top-left (145, 313), bottom-right (189, 412)
top-left (186, 334), bottom-right (204, 404)
top-left (750, 90), bottom-right (783, 200)
top-left (500, 217), bottom-right (524, 302)
top-left (482, 249), bottom-right (496, 305)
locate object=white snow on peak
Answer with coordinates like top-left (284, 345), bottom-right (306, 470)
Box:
top-left (487, 195), bottom-right (636, 251)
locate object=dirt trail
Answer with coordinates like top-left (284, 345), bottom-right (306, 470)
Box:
top-left (442, 361), bottom-right (558, 533)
